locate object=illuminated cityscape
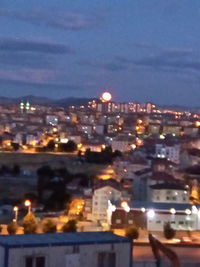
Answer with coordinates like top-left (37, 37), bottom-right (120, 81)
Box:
top-left (1, 0), bottom-right (200, 266)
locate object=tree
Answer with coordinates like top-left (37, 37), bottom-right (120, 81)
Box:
top-left (12, 164), bottom-right (20, 176)
top-left (37, 165), bottom-right (54, 201)
top-left (7, 221), bottom-right (18, 235)
top-left (59, 141), bottom-right (77, 152)
top-left (23, 212), bottom-right (38, 234)
top-left (42, 218), bottom-right (57, 233)
top-left (62, 220), bottom-right (77, 233)
top-left (46, 140), bottom-right (55, 151)
top-left (163, 222), bottom-right (176, 240)
top-left (11, 142), bottom-right (20, 151)
top-left (125, 226), bottom-right (139, 240)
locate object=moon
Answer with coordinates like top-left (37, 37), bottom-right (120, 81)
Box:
top-left (101, 91), bottom-right (112, 102)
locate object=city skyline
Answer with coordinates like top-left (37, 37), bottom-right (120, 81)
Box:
top-left (0, 0), bottom-right (200, 106)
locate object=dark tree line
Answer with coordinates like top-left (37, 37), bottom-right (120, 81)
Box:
top-left (84, 146), bottom-right (122, 164)
top-left (37, 166), bottom-right (92, 211)
top-left (0, 164), bottom-right (20, 176)
top-left (45, 140), bottom-right (77, 152)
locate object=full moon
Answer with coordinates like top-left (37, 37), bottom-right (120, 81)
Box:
top-left (101, 91), bottom-right (112, 102)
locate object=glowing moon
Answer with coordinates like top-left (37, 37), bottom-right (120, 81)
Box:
top-left (101, 91), bottom-right (112, 102)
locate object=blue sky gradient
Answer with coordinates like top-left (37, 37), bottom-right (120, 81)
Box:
top-left (0, 0), bottom-right (200, 105)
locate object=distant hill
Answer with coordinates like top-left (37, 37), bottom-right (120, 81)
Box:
top-left (0, 96), bottom-right (95, 107)
top-left (0, 96), bottom-right (198, 111)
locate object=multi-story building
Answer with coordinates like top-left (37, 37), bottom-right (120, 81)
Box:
top-left (149, 183), bottom-right (189, 203)
top-left (110, 201), bottom-right (200, 231)
top-left (155, 143), bottom-right (181, 164)
top-left (92, 179), bottom-right (122, 223)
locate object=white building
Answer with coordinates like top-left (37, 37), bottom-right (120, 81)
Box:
top-left (79, 125), bottom-right (93, 135)
top-left (111, 201), bottom-right (200, 231)
top-left (94, 125), bottom-right (105, 135)
top-left (0, 232), bottom-right (132, 267)
top-left (155, 143), bottom-right (180, 164)
top-left (46, 115), bottom-right (58, 126)
top-left (150, 183), bottom-right (189, 204)
top-left (92, 180), bottom-right (122, 222)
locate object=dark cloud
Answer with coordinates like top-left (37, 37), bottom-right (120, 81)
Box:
top-left (0, 38), bottom-right (73, 54)
top-left (0, 38), bottom-right (73, 70)
top-left (0, 52), bottom-right (53, 69)
top-left (134, 49), bottom-right (200, 72)
top-left (0, 9), bottom-right (97, 31)
top-left (0, 77), bottom-right (81, 91)
top-left (77, 59), bottom-right (127, 72)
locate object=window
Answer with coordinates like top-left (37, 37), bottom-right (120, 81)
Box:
top-left (25, 257), bottom-right (33, 267)
top-left (116, 219), bottom-right (121, 224)
top-left (179, 221), bottom-right (184, 225)
top-left (128, 220), bottom-right (133, 224)
top-left (97, 252), bottom-right (116, 267)
top-left (73, 245), bottom-right (79, 253)
top-left (25, 256), bottom-right (45, 267)
top-left (36, 257), bottom-right (45, 267)
top-left (156, 220), bottom-right (161, 224)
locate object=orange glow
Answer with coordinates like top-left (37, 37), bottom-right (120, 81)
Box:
top-left (136, 139), bottom-right (143, 146)
top-left (101, 91), bottom-right (112, 102)
top-left (195, 121), bottom-right (200, 127)
top-left (24, 200), bottom-right (31, 207)
top-left (13, 206), bottom-right (18, 212)
top-left (137, 119), bottom-right (143, 124)
top-left (120, 201), bottom-right (128, 209)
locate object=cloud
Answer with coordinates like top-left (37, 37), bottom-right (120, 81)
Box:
top-left (131, 42), bottom-right (161, 50)
top-left (77, 59), bottom-right (127, 72)
top-left (0, 69), bottom-right (58, 84)
top-left (134, 49), bottom-right (200, 72)
top-left (0, 9), bottom-right (97, 31)
top-left (0, 38), bottom-right (73, 70)
top-left (0, 69), bottom-right (81, 91)
top-left (0, 38), bottom-right (73, 54)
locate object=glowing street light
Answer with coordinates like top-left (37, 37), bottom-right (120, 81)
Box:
top-left (24, 200), bottom-right (31, 214)
top-left (13, 206), bottom-right (18, 222)
top-left (141, 207), bottom-right (146, 213)
top-left (120, 201), bottom-right (130, 227)
top-left (147, 209), bottom-right (155, 219)
top-left (121, 201), bottom-right (128, 209)
top-left (185, 209), bottom-right (191, 215)
top-left (170, 208), bottom-right (176, 215)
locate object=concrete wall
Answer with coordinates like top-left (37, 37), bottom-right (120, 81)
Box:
top-left (7, 242), bottom-right (131, 267)
top-left (0, 246), bottom-right (5, 267)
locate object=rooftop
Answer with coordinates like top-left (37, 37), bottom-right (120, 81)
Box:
top-left (150, 183), bottom-right (186, 190)
top-left (0, 232), bottom-right (130, 248)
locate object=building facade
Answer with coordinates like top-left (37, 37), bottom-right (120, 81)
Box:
top-left (0, 232), bottom-right (132, 267)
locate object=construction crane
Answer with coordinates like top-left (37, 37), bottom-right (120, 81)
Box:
top-left (149, 234), bottom-right (180, 267)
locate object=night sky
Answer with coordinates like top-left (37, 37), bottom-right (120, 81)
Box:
top-left (0, 0), bottom-right (200, 106)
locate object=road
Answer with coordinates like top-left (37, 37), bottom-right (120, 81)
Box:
top-left (133, 243), bottom-right (200, 265)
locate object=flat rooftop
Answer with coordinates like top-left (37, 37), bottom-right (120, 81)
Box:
top-left (0, 232), bottom-right (130, 248)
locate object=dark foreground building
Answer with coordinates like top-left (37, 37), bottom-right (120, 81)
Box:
top-left (0, 232), bottom-right (132, 267)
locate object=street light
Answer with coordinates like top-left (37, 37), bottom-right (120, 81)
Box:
top-left (121, 201), bottom-right (130, 227)
top-left (147, 209), bottom-right (155, 219)
top-left (13, 206), bottom-right (18, 222)
top-left (24, 200), bottom-right (31, 214)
